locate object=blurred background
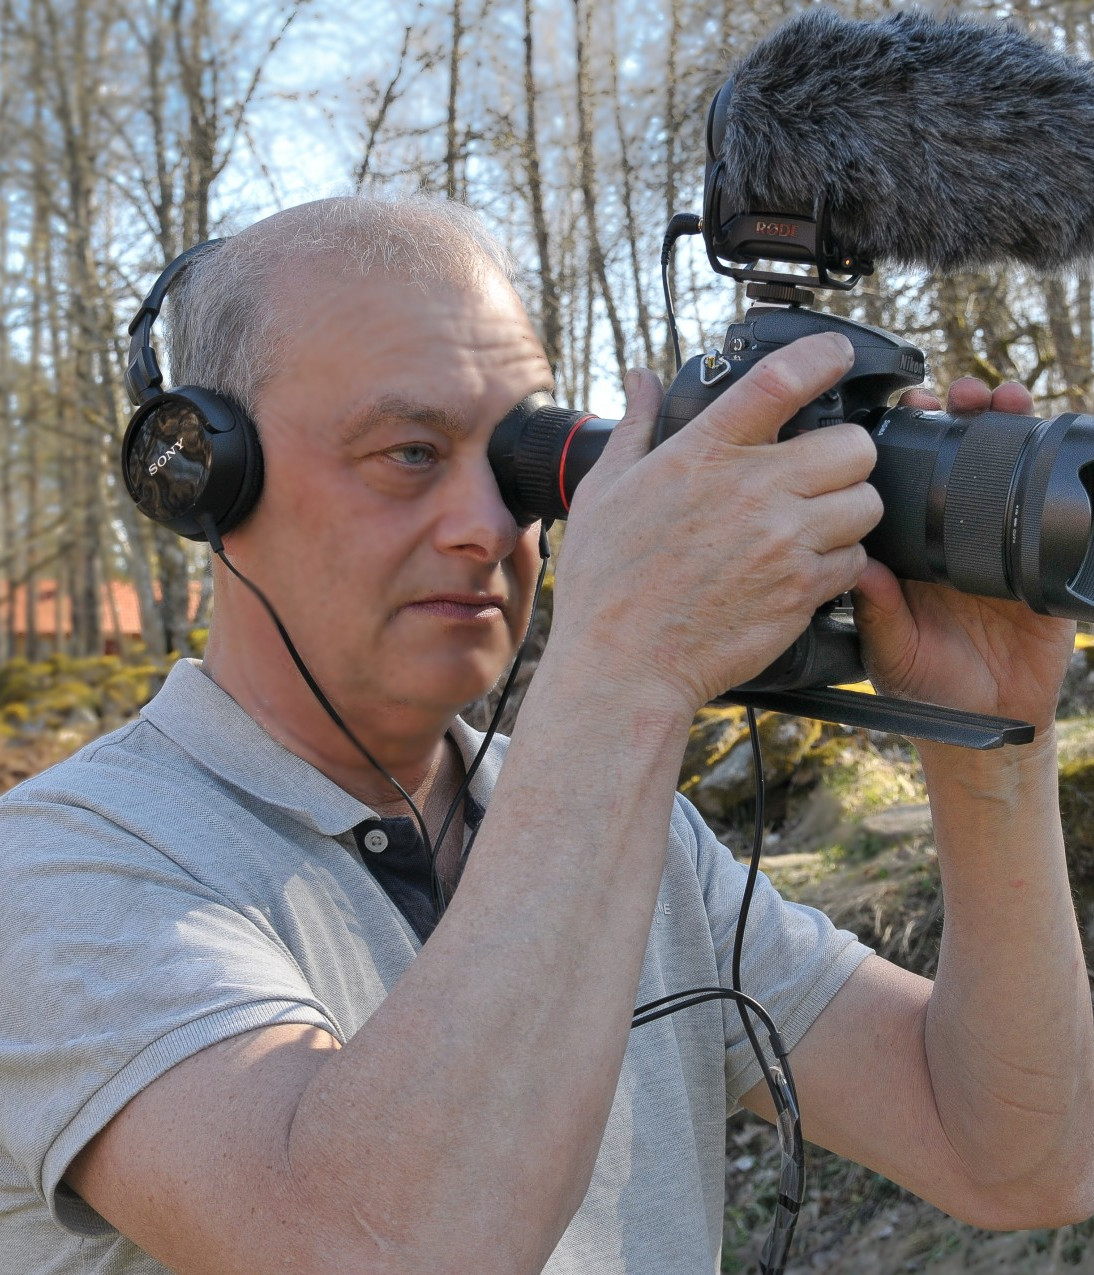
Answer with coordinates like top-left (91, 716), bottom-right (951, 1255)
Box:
top-left (2, 0), bottom-right (1092, 661)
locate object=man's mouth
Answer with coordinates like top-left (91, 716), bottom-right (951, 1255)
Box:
top-left (402, 593), bottom-right (507, 622)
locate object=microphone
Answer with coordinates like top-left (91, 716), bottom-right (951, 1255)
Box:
top-left (716, 8), bottom-right (1094, 273)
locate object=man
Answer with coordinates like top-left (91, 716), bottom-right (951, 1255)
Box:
top-left (0, 195), bottom-right (1091, 1274)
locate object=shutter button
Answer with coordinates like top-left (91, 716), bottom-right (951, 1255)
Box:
top-left (363, 828), bottom-right (389, 854)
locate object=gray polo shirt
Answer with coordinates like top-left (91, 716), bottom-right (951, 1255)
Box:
top-left (0, 659), bottom-right (872, 1273)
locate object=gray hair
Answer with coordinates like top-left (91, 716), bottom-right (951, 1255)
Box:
top-left (165, 196), bottom-right (517, 418)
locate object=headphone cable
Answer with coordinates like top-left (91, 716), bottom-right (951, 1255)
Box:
top-left (200, 513), bottom-right (548, 921)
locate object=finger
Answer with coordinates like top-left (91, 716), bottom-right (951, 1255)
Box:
top-left (811, 541), bottom-right (871, 603)
top-left (800, 481), bottom-right (885, 553)
top-left (850, 558), bottom-right (918, 688)
top-left (897, 388), bottom-right (942, 411)
top-left (593, 367), bottom-right (664, 479)
top-left (850, 557), bottom-right (908, 629)
top-left (688, 333), bottom-right (854, 448)
top-left (990, 381), bottom-right (1035, 415)
top-left (778, 422), bottom-right (878, 498)
top-left (943, 377), bottom-right (1034, 416)
top-left (944, 375), bottom-right (993, 415)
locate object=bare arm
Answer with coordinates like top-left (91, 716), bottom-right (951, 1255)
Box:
top-left (742, 378), bottom-right (1094, 1229)
top-left (70, 672), bottom-right (693, 1274)
top-left (743, 736), bottom-right (1094, 1228)
top-left (68, 333), bottom-right (882, 1273)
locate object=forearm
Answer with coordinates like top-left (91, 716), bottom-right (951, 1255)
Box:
top-left (286, 648), bottom-right (693, 1269)
top-left (920, 730), bottom-right (1094, 1217)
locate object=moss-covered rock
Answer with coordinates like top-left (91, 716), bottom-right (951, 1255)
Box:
top-left (678, 706), bottom-right (747, 796)
top-left (688, 712), bottom-right (822, 822)
top-left (186, 628), bottom-right (209, 658)
top-left (0, 647), bottom-right (172, 743)
top-left (796, 732), bottom-right (926, 822)
top-left (0, 658), bottom-right (52, 706)
top-left (100, 664), bottom-right (167, 719)
top-left (1059, 755), bottom-right (1094, 889)
top-left (65, 655), bottom-right (123, 687)
top-left (35, 679), bottom-right (100, 726)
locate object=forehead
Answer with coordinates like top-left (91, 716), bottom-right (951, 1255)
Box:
top-left (260, 260), bottom-right (550, 434)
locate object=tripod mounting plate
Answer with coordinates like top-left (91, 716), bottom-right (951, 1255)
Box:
top-left (719, 685), bottom-right (1035, 749)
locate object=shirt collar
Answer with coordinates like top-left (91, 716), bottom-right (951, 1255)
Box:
top-left (140, 659), bottom-right (506, 837)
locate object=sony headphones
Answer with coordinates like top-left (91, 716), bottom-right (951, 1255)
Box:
top-left (121, 240), bottom-right (264, 544)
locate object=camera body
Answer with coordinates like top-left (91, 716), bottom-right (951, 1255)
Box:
top-left (487, 77), bottom-right (1094, 742)
top-left (650, 297), bottom-right (927, 692)
top-left (652, 293), bottom-right (1094, 693)
top-left (653, 300), bottom-right (925, 445)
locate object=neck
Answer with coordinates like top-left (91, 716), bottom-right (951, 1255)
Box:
top-left (202, 626), bottom-right (461, 812)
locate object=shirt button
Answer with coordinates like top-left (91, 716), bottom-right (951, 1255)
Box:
top-left (363, 829), bottom-right (389, 854)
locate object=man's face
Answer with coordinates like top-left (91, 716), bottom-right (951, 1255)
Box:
top-left (230, 263), bottom-right (553, 723)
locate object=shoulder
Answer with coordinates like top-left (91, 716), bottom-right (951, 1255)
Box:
top-left (0, 714), bottom-right (233, 867)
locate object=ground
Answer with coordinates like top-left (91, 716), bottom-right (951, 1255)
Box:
top-left (719, 706), bottom-right (1094, 1273)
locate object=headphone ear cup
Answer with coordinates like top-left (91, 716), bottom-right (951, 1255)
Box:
top-left (121, 386), bottom-right (263, 542)
top-left (221, 404), bottom-right (264, 535)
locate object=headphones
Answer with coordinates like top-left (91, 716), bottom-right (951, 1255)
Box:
top-left (121, 240), bottom-right (264, 544)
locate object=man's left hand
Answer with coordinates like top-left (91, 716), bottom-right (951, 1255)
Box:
top-left (851, 377), bottom-right (1076, 735)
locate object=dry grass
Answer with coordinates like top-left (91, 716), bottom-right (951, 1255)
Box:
top-left (722, 715), bottom-right (1094, 1272)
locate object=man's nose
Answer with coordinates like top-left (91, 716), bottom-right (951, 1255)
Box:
top-left (434, 459), bottom-right (522, 561)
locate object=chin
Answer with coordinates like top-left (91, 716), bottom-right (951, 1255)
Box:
top-left (406, 661), bottom-right (510, 720)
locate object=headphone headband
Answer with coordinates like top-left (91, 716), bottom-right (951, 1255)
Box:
top-left (125, 240), bottom-right (225, 407)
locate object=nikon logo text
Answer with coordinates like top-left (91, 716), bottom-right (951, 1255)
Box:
top-left (755, 220), bottom-right (798, 239)
top-left (148, 439), bottom-right (185, 476)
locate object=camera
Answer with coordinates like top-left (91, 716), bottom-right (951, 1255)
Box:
top-left (488, 80), bottom-right (1094, 746)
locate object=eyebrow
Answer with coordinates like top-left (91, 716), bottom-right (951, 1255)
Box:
top-left (337, 396), bottom-right (472, 448)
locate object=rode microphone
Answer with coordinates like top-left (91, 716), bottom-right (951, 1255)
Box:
top-left (712, 7), bottom-right (1094, 273)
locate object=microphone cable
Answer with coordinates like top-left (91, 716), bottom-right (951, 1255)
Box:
top-left (629, 706), bottom-right (804, 1275)
top-left (628, 224), bottom-right (807, 1274)
top-left (210, 504), bottom-right (801, 1271)
top-left (661, 213), bottom-right (704, 371)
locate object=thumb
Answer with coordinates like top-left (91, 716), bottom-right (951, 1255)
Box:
top-left (593, 367), bottom-right (664, 479)
top-left (690, 332), bottom-right (854, 449)
top-left (851, 558), bottom-right (917, 690)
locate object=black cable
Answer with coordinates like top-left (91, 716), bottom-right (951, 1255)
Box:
top-left (732, 707), bottom-right (800, 1102)
top-left (653, 231), bottom-right (796, 1098)
top-left (661, 212), bottom-right (703, 372)
top-left (631, 982), bottom-right (803, 1275)
top-left (429, 543), bottom-right (551, 916)
top-left (201, 512), bottom-right (540, 917)
top-left (206, 533), bottom-right (433, 858)
top-left (631, 709), bottom-right (793, 1114)
top-left (617, 257), bottom-right (805, 1260)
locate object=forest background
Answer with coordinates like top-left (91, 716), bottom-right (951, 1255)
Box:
top-left (5, 0), bottom-right (1094, 659)
top-left (4, 0), bottom-right (1094, 1271)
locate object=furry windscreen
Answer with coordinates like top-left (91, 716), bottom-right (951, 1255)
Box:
top-left (721, 8), bottom-right (1094, 272)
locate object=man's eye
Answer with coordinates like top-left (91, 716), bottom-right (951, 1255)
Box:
top-left (386, 444), bottom-right (435, 467)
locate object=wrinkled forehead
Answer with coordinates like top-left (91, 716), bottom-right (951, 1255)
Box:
top-left (263, 251), bottom-right (531, 371)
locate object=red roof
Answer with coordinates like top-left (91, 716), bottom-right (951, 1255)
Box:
top-left (0, 580), bottom-right (202, 637)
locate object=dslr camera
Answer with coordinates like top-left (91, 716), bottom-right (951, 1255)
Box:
top-left (488, 81), bottom-right (1094, 747)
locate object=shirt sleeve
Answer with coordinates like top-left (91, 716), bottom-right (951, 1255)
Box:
top-left (0, 794), bottom-right (341, 1236)
top-left (671, 793), bottom-right (875, 1103)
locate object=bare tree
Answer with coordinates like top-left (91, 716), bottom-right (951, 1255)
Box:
top-left (520, 0), bottom-right (563, 371)
top-left (445, 0), bottom-right (464, 199)
top-left (572, 0), bottom-right (627, 381)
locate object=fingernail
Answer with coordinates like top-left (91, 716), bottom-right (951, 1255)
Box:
top-left (827, 334), bottom-right (855, 367)
top-left (623, 369), bottom-right (639, 401)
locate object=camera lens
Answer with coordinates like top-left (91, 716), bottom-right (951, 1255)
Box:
top-left (866, 407), bottom-right (1094, 620)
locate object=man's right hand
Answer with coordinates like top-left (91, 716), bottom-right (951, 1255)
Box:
top-left (548, 332), bottom-right (884, 714)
